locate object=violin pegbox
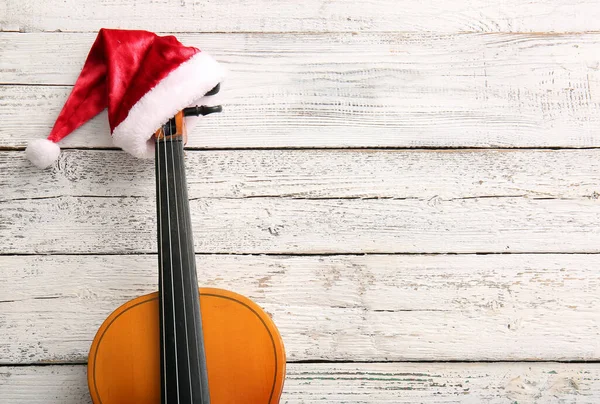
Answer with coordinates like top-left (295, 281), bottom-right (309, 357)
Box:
top-left (155, 111), bottom-right (188, 144)
top-left (155, 83), bottom-right (223, 145)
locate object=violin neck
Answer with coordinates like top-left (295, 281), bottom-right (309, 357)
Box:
top-left (155, 115), bottom-right (210, 404)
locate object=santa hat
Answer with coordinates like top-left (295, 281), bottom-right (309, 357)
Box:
top-left (26, 28), bottom-right (225, 168)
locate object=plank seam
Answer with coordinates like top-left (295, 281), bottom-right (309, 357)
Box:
top-left (2, 195), bottom-right (583, 203)
top-left (2, 359), bottom-right (600, 368)
top-left (2, 252), bottom-right (600, 257)
top-left (4, 146), bottom-right (600, 152)
top-left (4, 30), bottom-right (600, 34)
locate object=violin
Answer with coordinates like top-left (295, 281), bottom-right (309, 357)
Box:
top-left (87, 85), bottom-right (286, 403)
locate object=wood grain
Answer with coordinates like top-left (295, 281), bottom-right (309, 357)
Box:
top-left (2, 0), bottom-right (600, 33)
top-left (2, 362), bottom-right (600, 403)
top-left (1, 254), bottom-right (599, 363)
top-left (2, 194), bottom-right (600, 254)
top-left (2, 149), bottom-right (600, 201)
top-left (2, 32), bottom-right (600, 148)
top-left (2, 0), bottom-right (599, 399)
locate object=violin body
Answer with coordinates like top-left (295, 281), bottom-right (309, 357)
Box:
top-left (88, 287), bottom-right (286, 404)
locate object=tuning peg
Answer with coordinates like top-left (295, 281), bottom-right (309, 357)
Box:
top-left (183, 105), bottom-right (223, 117)
top-left (205, 83), bottom-right (220, 96)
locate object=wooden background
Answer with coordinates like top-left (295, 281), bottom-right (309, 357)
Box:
top-left (1, 1), bottom-right (600, 402)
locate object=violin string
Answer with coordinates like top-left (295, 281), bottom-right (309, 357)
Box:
top-left (169, 118), bottom-right (195, 401)
top-left (157, 128), bottom-right (167, 404)
top-left (184, 122), bottom-right (203, 399)
top-left (164, 123), bottom-right (181, 403)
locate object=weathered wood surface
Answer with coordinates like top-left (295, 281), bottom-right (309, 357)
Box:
top-left (2, 1), bottom-right (600, 401)
top-left (2, 148), bottom-right (600, 254)
top-left (2, 363), bottom-right (600, 403)
top-left (1, 254), bottom-right (599, 363)
top-left (2, 32), bottom-right (600, 148)
top-left (2, 149), bottom-right (600, 200)
top-left (2, 0), bottom-right (600, 33)
top-left (3, 195), bottom-right (600, 254)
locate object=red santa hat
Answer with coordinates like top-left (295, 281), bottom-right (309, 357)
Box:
top-left (26, 28), bottom-right (225, 168)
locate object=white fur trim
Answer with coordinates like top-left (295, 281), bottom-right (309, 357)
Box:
top-left (26, 139), bottom-right (61, 169)
top-left (112, 52), bottom-right (225, 158)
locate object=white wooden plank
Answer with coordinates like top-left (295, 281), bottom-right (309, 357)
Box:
top-left (0, 366), bottom-right (90, 404)
top-left (3, 149), bottom-right (600, 201)
top-left (1, 254), bottom-right (599, 363)
top-left (2, 32), bottom-right (600, 148)
top-left (2, 363), bottom-right (600, 403)
top-left (0, 3), bottom-right (8, 31)
top-left (2, 0), bottom-right (600, 33)
top-left (1, 195), bottom-right (600, 254)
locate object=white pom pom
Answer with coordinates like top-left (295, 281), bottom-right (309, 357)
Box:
top-left (26, 139), bottom-right (61, 169)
